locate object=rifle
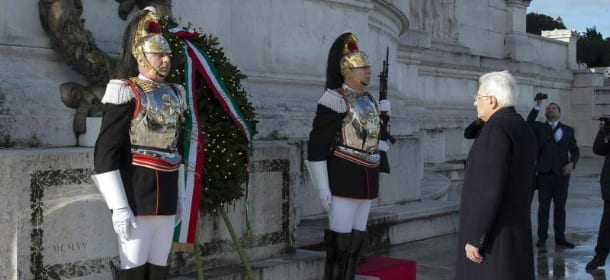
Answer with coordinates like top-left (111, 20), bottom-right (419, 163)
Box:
top-left (378, 47), bottom-right (395, 144)
top-left (378, 47), bottom-right (394, 173)
top-left (379, 47), bottom-right (389, 101)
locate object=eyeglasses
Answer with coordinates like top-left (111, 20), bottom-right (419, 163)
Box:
top-left (474, 95), bottom-right (494, 102)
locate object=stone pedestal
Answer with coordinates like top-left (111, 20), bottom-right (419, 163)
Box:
top-left (0, 142), bottom-right (297, 279)
top-left (504, 0), bottom-right (533, 62)
top-left (0, 148), bottom-right (113, 280)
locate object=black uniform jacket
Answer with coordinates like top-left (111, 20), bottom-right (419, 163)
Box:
top-left (455, 107), bottom-right (536, 280)
top-left (307, 90), bottom-right (380, 199)
top-left (527, 108), bottom-right (579, 175)
top-left (94, 83), bottom-right (179, 216)
top-left (593, 129), bottom-right (610, 201)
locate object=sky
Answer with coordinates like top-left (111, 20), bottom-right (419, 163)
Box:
top-left (528, 0), bottom-right (610, 38)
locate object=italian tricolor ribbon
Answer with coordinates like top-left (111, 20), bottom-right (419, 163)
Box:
top-left (171, 27), bottom-right (254, 244)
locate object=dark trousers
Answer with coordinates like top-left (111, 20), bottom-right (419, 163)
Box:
top-left (595, 201), bottom-right (610, 256)
top-left (536, 173), bottom-right (570, 241)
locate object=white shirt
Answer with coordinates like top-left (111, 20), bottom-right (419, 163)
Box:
top-left (548, 121), bottom-right (563, 142)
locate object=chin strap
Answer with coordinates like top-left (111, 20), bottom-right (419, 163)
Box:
top-left (140, 51), bottom-right (166, 80)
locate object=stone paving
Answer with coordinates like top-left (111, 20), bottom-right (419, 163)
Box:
top-left (374, 156), bottom-right (609, 280)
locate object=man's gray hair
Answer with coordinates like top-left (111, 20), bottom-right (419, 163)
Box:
top-left (478, 70), bottom-right (518, 108)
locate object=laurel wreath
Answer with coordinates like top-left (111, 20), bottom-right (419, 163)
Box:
top-left (160, 17), bottom-right (258, 213)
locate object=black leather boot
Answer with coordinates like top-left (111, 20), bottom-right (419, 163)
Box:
top-left (587, 246), bottom-right (609, 270)
top-left (110, 260), bottom-right (119, 280)
top-left (323, 230), bottom-right (336, 280)
top-left (586, 254), bottom-right (607, 270)
top-left (119, 264), bottom-right (146, 279)
top-left (146, 263), bottom-right (170, 280)
top-left (344, 230), bottom-right (366, 280)
top-left (323, 230), bottom-right (352, 280)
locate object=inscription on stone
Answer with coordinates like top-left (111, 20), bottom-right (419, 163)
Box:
top-left (42, 181), bottom-right (116, 265)
top-left (29, 169), bottom-right (116, 279)
top-left (51, 241), bottom-right (88, 254)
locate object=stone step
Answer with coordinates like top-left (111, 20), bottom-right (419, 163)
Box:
top-left (297, 199), bottom-right (460, 249)
top-left (170, 249), bottom-right (324, 280)
top-left (169, 162), bottom-right (464, 280)
top-left (424, 161), bottom-right (466, 201)
top-left (171, 200), bottom-right (459, 280)
top-left (421, 171), bottom-right (451, 200)
top-left (424, 161), bottom-right (465, 181)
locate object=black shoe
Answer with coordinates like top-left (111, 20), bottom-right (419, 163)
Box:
top-left (536, 239), bottom-right (546, 247)
top-left (555, 239), bottom-right (575, 248)
top-left (586, 255), bottom-right (607, 270)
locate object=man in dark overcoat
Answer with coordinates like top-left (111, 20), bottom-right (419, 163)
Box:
top-left (455, 70), bottom-right (537, 280)
top-left (586, 123), bottom-right (610, 270)
top-left (527, 99), bottom-right (579, 248)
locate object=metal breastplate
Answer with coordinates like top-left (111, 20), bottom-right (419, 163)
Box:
top-left (129, 78), bottom-right (185, 168)
top-left (334, 88), bottom-right (381, 166)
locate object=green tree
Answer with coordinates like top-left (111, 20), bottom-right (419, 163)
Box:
top-left (526, 13), bottom-right (566, 35)
top-left (577, 27), bottom-right (610, 67)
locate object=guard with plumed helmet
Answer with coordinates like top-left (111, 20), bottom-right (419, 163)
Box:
top-left (306, 32), bottom-right (391, 279)
top-left (92, 6), bottom-right (186, 279)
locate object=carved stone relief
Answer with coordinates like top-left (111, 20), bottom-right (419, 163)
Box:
top-left (38, 0), bottom-right (172, 143)
top-left (409, 0), bottom-right (457, 41)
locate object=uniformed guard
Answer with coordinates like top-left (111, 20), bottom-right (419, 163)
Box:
top-left (92, 6), bottom-right (186, 280)
top-left (306, 32), bottom-right (391, 280)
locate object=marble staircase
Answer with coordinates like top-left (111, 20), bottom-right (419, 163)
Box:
top-left (171, 162), bottom-right (465, 279)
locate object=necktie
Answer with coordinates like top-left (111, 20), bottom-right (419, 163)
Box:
top-left (551, 123), bottom-right (561, 142)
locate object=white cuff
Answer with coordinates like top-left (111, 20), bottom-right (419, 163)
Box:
top-left (533, 106), bottom-right (541, 111)
top-left (304, 160), bottom-right (330, 192)
top-left (91, 170), bottom-right (129, 210)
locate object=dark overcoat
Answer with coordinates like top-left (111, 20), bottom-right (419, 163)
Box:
top-left (593, 129), bottom-right (610, 201)
top-left (455, 107), bottom-right (537, 280)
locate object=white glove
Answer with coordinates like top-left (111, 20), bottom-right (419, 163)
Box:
top-left (175, 197), bottom-right (186, 224)
top-left (305, 160), bottom-right (332, 212)
top-left (379, 100), bottom-right (391, 115)
top-left (318, 189), bottom-right (332, 211)
top-left (176, 164), bottom-right (186, 224)
top-left (378, 140), bottom-right (390, 152)
top-left (112, 207), bottom-right (137, 240)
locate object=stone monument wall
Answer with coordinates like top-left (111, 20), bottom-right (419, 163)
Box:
top-left (0, 0), bottom-right (599, 278)
top-left (0, 0), bottom-right (581, 152)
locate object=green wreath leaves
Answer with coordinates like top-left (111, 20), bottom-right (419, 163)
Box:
top-left (160, 17), bottom-right (257, 213)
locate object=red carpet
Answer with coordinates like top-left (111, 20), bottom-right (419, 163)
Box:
top-left (356, 255), bottom-right (416, 280)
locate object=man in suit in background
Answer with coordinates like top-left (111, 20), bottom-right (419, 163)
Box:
top-left (586, 120), bottom-right (610, 270)
top-left (528, 96), bottom-right (580, 248)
